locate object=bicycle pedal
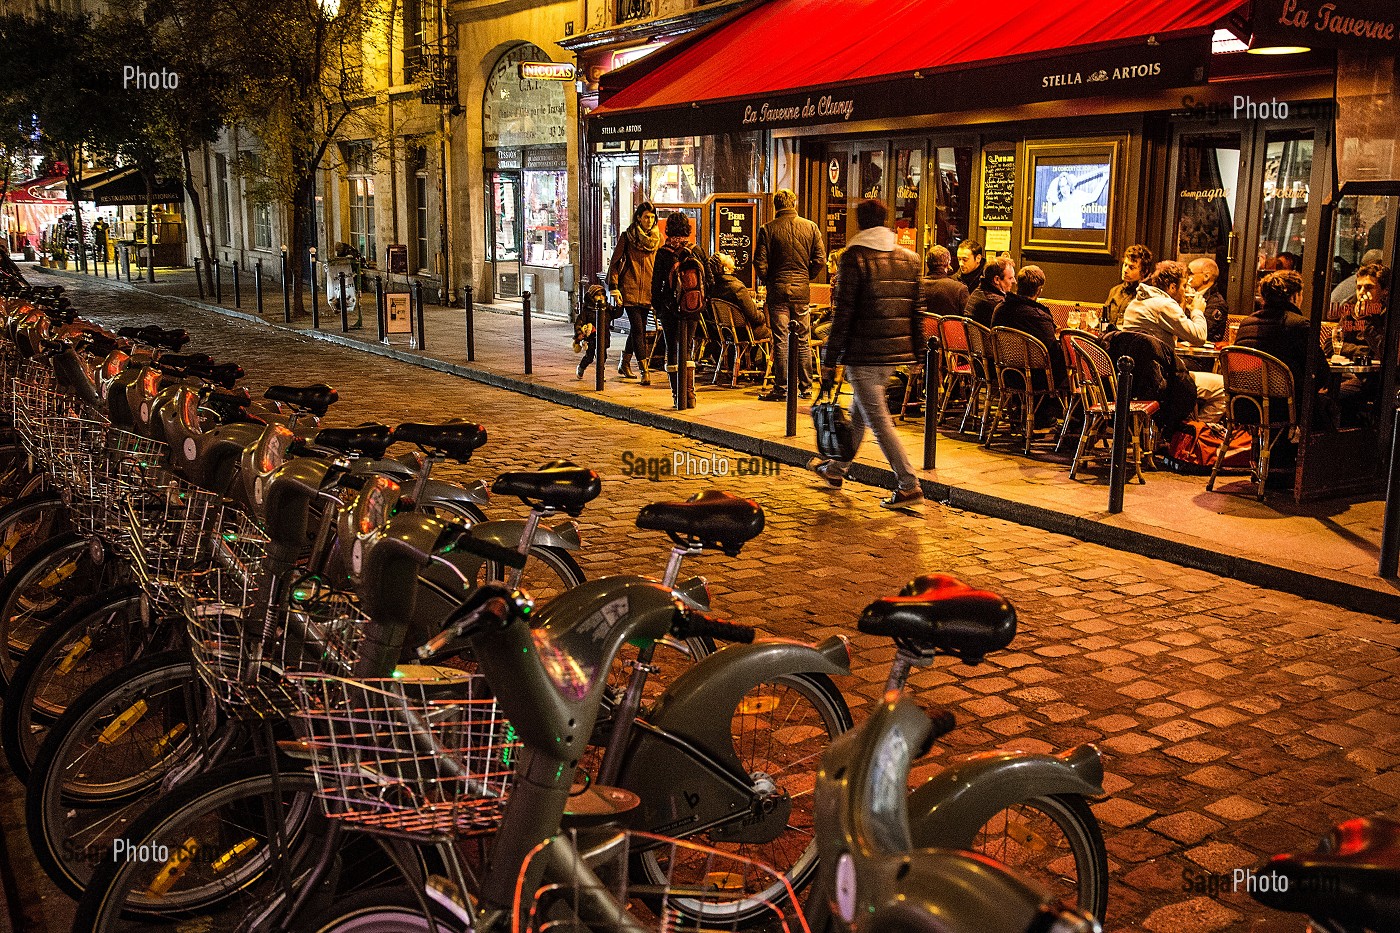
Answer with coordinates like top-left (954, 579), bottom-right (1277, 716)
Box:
top-left (426, 875), bottom-right (473, 925)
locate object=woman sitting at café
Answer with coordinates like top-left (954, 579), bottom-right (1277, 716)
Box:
top-left (1234, 270), bottom-right (1327, 418)
top-left (709, 252), bottom-right (770, 340)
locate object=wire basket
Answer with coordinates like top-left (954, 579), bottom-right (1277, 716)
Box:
top-left (122, 478), bottom-right (234, 608)
top-left (46, 407), bottom-right (114, 537)
top-left (287, 671), bottom-right (517, 838)
top-left (512, 831), bottom-right (811, 933)
top-left (183, 566), bottom-right (372, 720)
top-left (0, 344), bottom-right (17, 420)
top-left (12, 362), bottom-right (73, 467)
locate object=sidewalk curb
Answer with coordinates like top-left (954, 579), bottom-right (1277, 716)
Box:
top-left (48, 267), bottom-right (1400, 619)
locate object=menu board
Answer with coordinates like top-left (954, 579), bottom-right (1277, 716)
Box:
top-left (715, 203), bottom-right (757, 288)
top-left (981, 150), bottom-right (1016, 226)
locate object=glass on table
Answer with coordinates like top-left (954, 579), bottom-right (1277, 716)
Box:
top-left (1067, 309), bottom-right (1083, 330)
top-left (1085, 307), bottom-right (1101, 330)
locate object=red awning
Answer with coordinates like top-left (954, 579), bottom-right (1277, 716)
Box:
top-left (3, 174), bottom-right (69, 205)
top-left (594, 0), bottom-right (1247, 125)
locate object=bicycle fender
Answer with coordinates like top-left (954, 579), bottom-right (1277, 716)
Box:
top-left (467, 518), bottom-right (581, 553)
top-left (419, 477), bottom-right (489, 510)
top-left (907, 744), bottom-right (1104, 848)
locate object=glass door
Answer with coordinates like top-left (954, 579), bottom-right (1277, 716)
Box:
top-left (892, 144), bottom-right (924, 253)
top-left (488, 170), bottom-right (522, 299)
top-left (1250, 130), bottom-right (1315, 298)
top-left (1172, 131), bottom-right (1243, 307)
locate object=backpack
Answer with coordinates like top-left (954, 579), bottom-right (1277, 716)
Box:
top-left (668, 250), bottom-right (707, 317)
top-left (1162, 420), bottom-right (1253, 475)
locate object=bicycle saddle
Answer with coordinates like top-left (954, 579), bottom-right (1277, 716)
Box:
top-left (492, 459), bottom-right (600, 516)
top-left (635, 490), bottom-right (764, 556)
top-left (1253, 817), bottom-right (1400, 930)
top-left (858, 574), bottom-right (1016, 663)
top-left (314, 423), bottom-right (394, 459)
top-left (264, 383), bottom-right (338, 417)
top-left (117, 325), bottom-right (190, 351)
top-left (392, 420), bottom-right (488, 462)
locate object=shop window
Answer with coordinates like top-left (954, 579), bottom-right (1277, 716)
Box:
top-left (858, 150), bottom-right (886, 201)
top-left (644, 138), bottom-right (700, 205)
top-left (1330, 195), bottom-right (1394, 304)
top-left (215, 153), bottom-right (231, 247)
top-left (523, 170), bottom-right (568, 267)
top-left (490, 172), bottom-right (520, 263)
top-left (1255, 131), bottom-right (1313, 277)
top-left (894, 148), bottom-right (923, 252)
top-left (933, 147), bottom-right (972, 252)
top-left (1174, 132), bottom-right (1240, 288)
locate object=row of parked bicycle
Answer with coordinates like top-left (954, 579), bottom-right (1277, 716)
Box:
top-left (0, 260), bottom-right (1388, 932)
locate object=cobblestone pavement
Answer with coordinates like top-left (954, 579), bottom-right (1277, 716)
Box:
top-left (3, 270), bottom-right (1399, 933)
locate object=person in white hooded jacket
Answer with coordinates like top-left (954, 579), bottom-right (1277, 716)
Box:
top-left (1121, 261), bottom-right (1224, 421)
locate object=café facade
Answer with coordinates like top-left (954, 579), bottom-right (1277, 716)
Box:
top-left (581, 0), bottom-right (1399, 502)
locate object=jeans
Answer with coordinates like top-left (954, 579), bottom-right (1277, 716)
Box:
top-left (831, 364), bottom-right (918, 492)
top-left (622, 306), bottom-right (650, 361)
top-left (768, 300), bottom-right (811, 393)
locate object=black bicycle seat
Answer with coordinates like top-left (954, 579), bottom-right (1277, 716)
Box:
top-left (392, 421), bottom-right (488, 462)
top-left (858, 574), bottom-right (1016, 663)
top-left (314, 423), bottom-right (394, 458)
top-left (120, 326), bottom-right (190, 350)
top-left (1253, 817), bottom-right (1400, 930)
top-left (156, 352), bottom-right (215, 372)
top-left (264, 384), bottom-right (338, 417)
top-left (635, 490), bottom-right (764, 556)
top-left (492, 459), bottom-right (600, 516)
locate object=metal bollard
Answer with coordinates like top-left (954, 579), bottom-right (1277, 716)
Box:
top-left (594, 293), bottom-right (606, 392)
top-left (232, 261), bottom-right (241, 309)
top-left (280, 249), bottom-right (291, 323)
top-left (214, 260), bottom-right (222, 303)
top-left (522, 290), bottom-right (533, 374)
top-left (102, 252), bottom-right (108, 278)
top-left (193, 258), bottom-right (204, 301)
top-left (254, 260), bottom-right (264, 314)
top-left (464, 284), bottom-right (475, 362)
top-left (785, 318), bottom-right (801, 437)
top-left (923, 336), bottom-right (940, 470)
top-left (310, 256), bottom-right (319, 327)
top-left (375, 275), bottom-right (386, 344)
top-left (123, 246), bottom-right (132, 282)
top-left (411, 280), bottom-right (426, 351)
top-left (1379, 391), bottom-right (1400, 577)
top-left (338, 272), bottom-right (349, 332)
top-left (1108, 356), bottom-right (1135, 514)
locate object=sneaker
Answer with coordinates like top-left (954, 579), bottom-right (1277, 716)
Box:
top-left (758, 389), bottom-right (787, 402)
top-left (808, 458), bottom-right (843, 489)
top-left (881, 487), bottom-right (925, 511)
top-left (576, 360), bottom-right (588, 380)
top-left (798, 388), bottom-right (814, 400)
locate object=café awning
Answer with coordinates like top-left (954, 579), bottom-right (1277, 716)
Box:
top-left (80, 168), bottom-right (185, 207)
top-left (591, 0), bottom-right (1249, 140)
top-left (3, 173), bottom-right (69, 204)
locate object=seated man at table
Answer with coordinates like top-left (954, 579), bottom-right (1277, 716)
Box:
top-left (1102, 244), bottom-right (1152, 329)
top-left (1338, 262), bottom-right (1391, 361)
top-left (1235, 270), bottom-right (1326, 417)
top-left (1121, 261), bottom-right (1224, 421)
top-left (964, 256), bottom-right (1014, 328)
top-left (709, 252), bottom-right (771, 340)
top-left (990, 265), bottom-right (1067, 393)
top-left (924, 245), bottom-right (970, 330)
top-left (1187, 257), bottom-right (1230, 342)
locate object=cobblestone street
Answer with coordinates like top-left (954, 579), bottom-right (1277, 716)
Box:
top-left (3, 270), bottom-right (1398, 933)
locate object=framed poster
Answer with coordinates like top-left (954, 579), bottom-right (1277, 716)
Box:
top-left (1021, 140), bottom-right (1120, 255)
top-left (980, 149), bottom-right (1016, 227)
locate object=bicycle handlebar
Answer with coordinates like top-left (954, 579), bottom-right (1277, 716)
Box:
top-left (673, 607), bottom-right (755, 644)
top-left (416, 583), bottom-right (529, 660)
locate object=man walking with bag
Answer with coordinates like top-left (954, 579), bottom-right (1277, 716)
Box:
top-left (809, 199), bottom-right (924, 511)
top-left (755, 188), bottom-right (824, 401)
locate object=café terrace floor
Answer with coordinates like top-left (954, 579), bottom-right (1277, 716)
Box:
top-left (43, 263), bottom-right (1400, 618)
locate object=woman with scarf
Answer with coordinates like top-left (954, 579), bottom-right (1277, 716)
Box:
top-left (606, 201), bottom-right (660, 384)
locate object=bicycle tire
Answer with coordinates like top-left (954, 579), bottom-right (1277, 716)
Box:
top-left (72, 759), bottom-right (327, 931)
top-left (0, 491), bottom-right (68, 579)
top-left (27, 650), bottom-right (202, 899)
top-left (2, 586), bottom-right (150, 781)
top-left (633, 670), bottom-right (853, 926)
top-left (0, 530), bottom-right (99, 688)
top-left (302, 886), bottom-right (468, 933)
top-left (0, 440), bottom-right (37, 506)
top-left (478, 544), bottom-right (585, 606)
top-left (967, 793), bottom-right (1109, 923)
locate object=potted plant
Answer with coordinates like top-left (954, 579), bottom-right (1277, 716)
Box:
top-left (51, 242), bottom-right (68, 269)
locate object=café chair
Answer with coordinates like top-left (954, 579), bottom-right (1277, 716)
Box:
top-left (1067, 336), bottom-right (1158, 483)
top-left (985, 327), bottom-right (1061, 455)
top-left (709, 298), bottom-right (771, 387)
top-left (1056, 329), bottom-right (1105, 451)
top-left (962, 319), bottom-right (997, 439)
top-left (933, 316), bottom-right (976, 427)
top-left (1208, 346), bottom-right (1295, 501)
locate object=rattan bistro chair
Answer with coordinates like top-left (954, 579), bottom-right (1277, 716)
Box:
top-left (1068, 335), bottom-right (1158, 484)
top-left (1208, 346), bottom-right (1296, 500)
top-left (985, 327), bottom-right (1060, 455)
top-left (961, 319), bottom-right (996, 439)
top-left (710, 298), bottom-right (771, 387)
top-left (933, 316), bottom-right (976, 428)
top-left (1056, 329), bottom-right (1105, 452)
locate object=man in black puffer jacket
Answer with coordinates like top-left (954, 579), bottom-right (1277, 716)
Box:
top-left (809, 199), bottom-right (924, 511)
top-left (755, 188), bottom-right (824, 401)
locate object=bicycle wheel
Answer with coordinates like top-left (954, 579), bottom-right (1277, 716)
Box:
top-left (0, 530), bottom-right (102, 688)
top-left (968, 794), bottom-right (1109, 922)
top-left (0, 440), bottom-right (38, 506)
top-left (2, 586), bottom-right (152, 781)
top-left (634, 671), bottom-right (852, 926)
top-left (304, 886), bottom-right (467, 932)
top-left (475, 544), bottom-right (585, 606)
top-left (0, 491), bottom-right (68, 578)
top-left (72, 759), bottom-right (328, 931)
top-left (27, 651), bottom-right (203, 899)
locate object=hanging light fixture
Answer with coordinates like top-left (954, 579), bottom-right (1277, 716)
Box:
top-left (1246, 33), bottom-right (1311, 54)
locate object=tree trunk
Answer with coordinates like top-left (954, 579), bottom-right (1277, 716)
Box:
top-left (181, 145), bottom-right (215, 295)
top-left (65, 165), bottom-right (87, 273)
top-left (289, 172), bottom-right (316, 317)
top-left (144, 172), bottom-right (156, 283)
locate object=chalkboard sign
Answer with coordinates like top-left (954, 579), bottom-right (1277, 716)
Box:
top-left (715, 203), bottom-right (757, 288)
top-left (981, 150), bottom-right (1016, 226)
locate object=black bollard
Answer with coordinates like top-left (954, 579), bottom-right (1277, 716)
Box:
top-left (102, 251), bottom-right (108, 278)
top-left (594, 292), bottom-right (606, 392)
top-left (254, 260), bottom-right (264, 315)
top-left (411, 280), bottom-right (426, 351)
top-left (123, 246), bottom-right (132, 282)
top-left (1379, 391), bottom-right (1400, 577)
top-left (193, 258), bottom-right (204, 301)
top-left (464, 284), bottom-right (476, 362)
top-left (375, 275), bottom-right (386, 344)
top-left (232, 261), bottom-right (241, 309)
top-left (923, 335), bottom-right (940, 470)
top-left (310, 255), bottom-right (319, 327)
top-left (785, 319), bottom-right (801, 437)
top-left (1108, 356), bottom-right (1135, 514)
top-left (214, 260), bottom-right (222, 303)
top-left (338, 272), bottom-right (349, 332)
top-left (522, 290), bottom-right (533, 375)
top-left (280, 249), bottom-right (291, 323)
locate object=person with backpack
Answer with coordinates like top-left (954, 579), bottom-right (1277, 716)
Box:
top-left (651, 211), bottom-right (709, 410)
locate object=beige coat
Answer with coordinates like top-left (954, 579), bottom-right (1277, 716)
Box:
top-left (607, 229), bottom-right (659, 307)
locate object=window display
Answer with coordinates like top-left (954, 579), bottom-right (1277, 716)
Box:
top-left (523, 169), bottom-right (568, 267)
